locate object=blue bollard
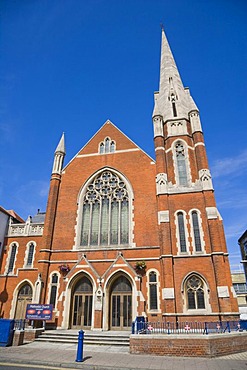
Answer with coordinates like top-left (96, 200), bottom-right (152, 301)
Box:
top-left (75, 330), bottom-right (84, 362)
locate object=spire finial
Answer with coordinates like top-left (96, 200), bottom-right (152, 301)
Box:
top-left (55, 132), bottom-right (66, 155)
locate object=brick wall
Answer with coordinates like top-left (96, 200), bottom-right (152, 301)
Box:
top-left (130, 333), bottom-right (247, 357)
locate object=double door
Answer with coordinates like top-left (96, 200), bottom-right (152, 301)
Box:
top-left (72, 294), bottom-right (93, 328)
top-left (111, 293), bottom-right (132, 330)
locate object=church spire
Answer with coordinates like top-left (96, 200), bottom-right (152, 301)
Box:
top-left (153, 29), bottom-right (194, 123)
top-left (52, 133), bottom-right (66, 174)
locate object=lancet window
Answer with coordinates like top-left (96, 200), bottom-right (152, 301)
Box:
top-left (80, 171), bottom-right (129, 247)
top-left (149, 271), bottom-right (158, 310)
top-left (99, 137), bottom-right (116, 154)
top-left (8, 243), bottom-right (17, 273)
top-left (26, 243), bottom-right (35, 267)
top-left (175, 141), bottom-right (188, 186)
top-left (191, 211), bottom-right (202, 252)
top-left (49, 273), bottom-right (59, 308)
top-left (177, 212), bottom-right (187, 252)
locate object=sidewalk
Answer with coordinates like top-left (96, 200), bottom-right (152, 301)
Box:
top-left (0, 341), bottom-right (247, 370)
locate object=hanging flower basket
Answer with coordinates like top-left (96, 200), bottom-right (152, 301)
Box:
top-left (59, 264), bottom-right (70, 275)
top-left (135, 261), bottom-right (146, 274)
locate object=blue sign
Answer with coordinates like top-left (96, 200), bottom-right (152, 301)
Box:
top-left (26, 304), bottom-right (53, 320)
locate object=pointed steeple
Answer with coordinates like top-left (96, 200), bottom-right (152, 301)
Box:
top-left (55, 132), bottom-right (66, 155)
top-left (52, 133), bottom-right (66, 174)
top-left (153, 29), bottom-right (196, 123)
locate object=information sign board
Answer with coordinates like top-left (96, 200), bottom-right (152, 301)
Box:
top-left (25, 304), bottom-right (53, 320)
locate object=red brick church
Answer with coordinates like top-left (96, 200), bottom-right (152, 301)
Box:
top-left (0, 30), bottom-right (239, 330)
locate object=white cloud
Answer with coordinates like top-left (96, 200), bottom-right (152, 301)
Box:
top-left (211, 149), bottom-right (247, 178)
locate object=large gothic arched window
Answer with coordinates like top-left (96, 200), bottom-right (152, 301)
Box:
top-left (80, 171), bottom-right (129, 247)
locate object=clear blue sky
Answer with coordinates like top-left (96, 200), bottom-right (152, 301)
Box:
top-left (1, 0), bottom-right (246, 270)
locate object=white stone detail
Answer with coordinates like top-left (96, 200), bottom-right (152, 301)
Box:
top-left (8, 223), bottom-right (44, 237)
top-left (33, 273), bottom-right (43, 303)
top-left (167, 119), bottom-right (188, 137)
top-left (206, 207), bottom-right (218, 219)
top-left (162, 288), bottom-right (174, 299)
top-left (153, 116), bottom-right (164, 137)
top-left (217, 286), bottom-right (229, 298)
top-left (189, 111), bottom-right (202, 133)
top-left (199, 169), bottom-right (213, 190)
top-left (156, 173), bottom-right (168, 194)
top-left (95, 286), bottom-right (103, 311)
top-left (137, 291), bottom-right (145, 301)
top-left (158, 210), bottom-right (169, 224)
top-left (231, 286), bottom-right (237, 298)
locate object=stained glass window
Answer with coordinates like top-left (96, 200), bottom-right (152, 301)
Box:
top-left (80, 171), bottom-right (129, 247)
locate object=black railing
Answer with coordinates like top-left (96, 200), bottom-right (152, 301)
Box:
top-left (132, 320), bottom-right (243, 335)
top-left (14, 319), bottom-right (29, 330)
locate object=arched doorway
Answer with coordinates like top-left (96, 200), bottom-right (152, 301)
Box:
top-left (71, 276), bottom-right (93, 329)
top-left (110, 275), bottom-right (132, 330)
top-left (15, 283), bottom-right (32, 319)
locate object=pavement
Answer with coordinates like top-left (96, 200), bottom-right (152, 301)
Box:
top-left (0, 341), bottom-right (247, 370)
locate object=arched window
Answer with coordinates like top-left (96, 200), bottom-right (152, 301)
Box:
top-left (191, 211), bottom-right (202, 252)
top-left (99, 137), bottom-right (116, 154)
top-left (175, 141), bottom-right (188, 186)
top-left (80, 171), bottom-right (129, 247)
top-left (186, 275), bottom-right (205, 310)
top-left (49, 273), bottom-right (59, 308)
top-left (177, 212), bottom-right (187, 252)
top-left (8, 243), bottom-right (17, 273)
top-left (26, 243), bottom-right (35, 267)
top-left (149, 272), bottom-right (158, 310)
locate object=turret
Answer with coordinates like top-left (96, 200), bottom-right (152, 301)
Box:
top-left (52, 133), bottom-right (66, 174)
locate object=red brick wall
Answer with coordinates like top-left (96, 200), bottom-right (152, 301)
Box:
top-left (130, 333), bottom-right (247, 357)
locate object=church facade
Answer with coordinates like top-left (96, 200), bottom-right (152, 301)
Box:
top-left (0, 30), bottom-right (239, 330)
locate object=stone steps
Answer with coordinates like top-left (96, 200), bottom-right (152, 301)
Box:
top-left (35, 330), bottom-right (130, 347)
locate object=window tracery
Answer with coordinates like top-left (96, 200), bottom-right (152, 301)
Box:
top-left (186, 275), bottom-right (205, 310)
top-left (80, 171), bottom-right (129, 247)
top-left (99, 137), bottom-right (116, 154)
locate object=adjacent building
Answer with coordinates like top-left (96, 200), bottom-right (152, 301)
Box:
top-left (239, 230), bottom-right (247, 282)
top-left (231, 271), bottom-right (247, 320)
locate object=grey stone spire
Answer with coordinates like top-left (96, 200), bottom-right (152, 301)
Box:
top-left (55, 132), bottom-right (66, 155)
top-left (153, 29), bottom-right (197, 123)
top-left (52, 133), bottom-right (66, 174)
